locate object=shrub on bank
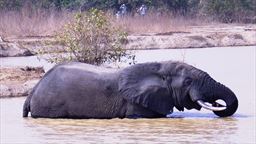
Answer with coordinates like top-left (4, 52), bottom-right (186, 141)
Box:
top-left (41, 9), bottom-right (135, 65)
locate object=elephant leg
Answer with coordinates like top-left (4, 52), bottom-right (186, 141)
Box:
top-left (125, 103), bottom-right (164, 118)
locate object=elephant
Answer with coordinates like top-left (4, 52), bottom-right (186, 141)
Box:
top-left (23, 61), bottom-right (238, 119)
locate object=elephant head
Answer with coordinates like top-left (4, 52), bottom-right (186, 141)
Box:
top-left (118, 61), bottom-right (238, 117)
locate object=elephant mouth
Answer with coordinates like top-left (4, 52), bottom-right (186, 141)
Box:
top-left (186, 93), bottom-right (227, 111)
top-left (188, 89), bottom-right (228, 112)
top-left (184, 96), bottom-right (227, 112)
top-left (176, 93), bottom-right (227, 112)
top-left (183, 93), bottom-right (202, 110)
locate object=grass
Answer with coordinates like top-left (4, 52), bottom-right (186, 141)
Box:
top-left (114, 12), bottom-right (205, 35)
top-left (0, 8), bottom-right (71, 38)
top-left (0, 8), bottom-right (208, 38)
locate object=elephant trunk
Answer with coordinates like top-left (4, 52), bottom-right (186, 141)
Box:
top-left (209, 82), bottom-right (238, 117)
top-left (190, 79), bottom-right (238, 117)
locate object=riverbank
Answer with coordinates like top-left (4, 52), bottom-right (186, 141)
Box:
top-left (1, 24), bottom-right (256, 57)
top-left (0, 67), bottom-right (44, 98)
top-left (0, 24), bottom-right (255, 98)
top-left (127, 24), bottom-right (256, 49)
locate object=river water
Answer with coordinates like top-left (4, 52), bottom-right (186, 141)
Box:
top-left (1, 46), bottom-right (255, 144)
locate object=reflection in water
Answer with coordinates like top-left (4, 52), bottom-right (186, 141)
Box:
top-left (1, 46), bottom-right (255, 143)
top-left (25, 117), bottom-right (239, 144)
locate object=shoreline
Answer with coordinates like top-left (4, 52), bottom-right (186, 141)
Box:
top-left (1, 24), bottom-right (256, 57)
top-left (0, 67), bottom-right (44, 98)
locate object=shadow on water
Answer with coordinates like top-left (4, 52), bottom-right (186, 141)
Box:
top-left (168, 112), bottom-right (251, 118)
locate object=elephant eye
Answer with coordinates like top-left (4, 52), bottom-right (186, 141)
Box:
top-left (184, 77), bottom-right (192, 86)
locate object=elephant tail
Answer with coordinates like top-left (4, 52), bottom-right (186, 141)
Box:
top-left (23, 93), bottom-right (32, 117)
top-left (23, 81), bottom-right (39, 117)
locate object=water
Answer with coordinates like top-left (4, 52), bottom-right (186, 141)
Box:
top-left (1, 46), bottom-right (255, 144)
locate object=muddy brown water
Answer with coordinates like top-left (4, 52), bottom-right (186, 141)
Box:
top-left (1, 46), bottom-right (255, 143)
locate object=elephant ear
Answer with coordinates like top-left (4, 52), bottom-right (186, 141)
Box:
top-left (118, 62), bottom-right (174, 115)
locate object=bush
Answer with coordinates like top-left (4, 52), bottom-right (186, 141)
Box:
top-left (200, 0), bottom-right (256, 23)
top-left (0, 0), bottom-right (21, 10)
top-left (43, 8), bottom-right (135, 65)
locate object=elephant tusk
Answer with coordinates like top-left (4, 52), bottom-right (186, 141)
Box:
top-left (196, 100), bottom-right (226, 111)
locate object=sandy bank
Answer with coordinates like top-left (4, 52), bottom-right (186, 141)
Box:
top-left (127, 24), bottom-right (256, 49)
top-left (1, 24), bottom-right (255, 57)
top-left (0, 67), bottom-right (45, 98)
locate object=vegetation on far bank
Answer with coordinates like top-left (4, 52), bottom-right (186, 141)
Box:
top-left (0, 0), bottom-right (255, 38)
top-left (1, 0), bottom-right (255, 23)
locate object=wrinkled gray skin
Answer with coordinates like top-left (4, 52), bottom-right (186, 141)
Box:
top-left (23, 61), bottom-right (238, 118)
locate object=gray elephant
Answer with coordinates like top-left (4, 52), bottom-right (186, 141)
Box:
top-left (23, 61), bottom-right (238, 118)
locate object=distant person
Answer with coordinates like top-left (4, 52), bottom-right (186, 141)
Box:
top-left (120, 4), bottom-right (127, 17)
top-left (138, 4), bottom-right (147, 16)
top-left (116, 11), bottom-right (122, 19)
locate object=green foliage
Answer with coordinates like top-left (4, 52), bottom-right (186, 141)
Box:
top-left (44, 9), bottom-right (135, 65)
top-left (0, 0), bottom-right (21, 10)
top-left (201, 0), bottom-right (256, 22)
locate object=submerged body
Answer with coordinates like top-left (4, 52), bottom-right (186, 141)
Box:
top-left (23, 61), bottom-right (238, 118)
top-left (24, 63), bottom-right (162, 118)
